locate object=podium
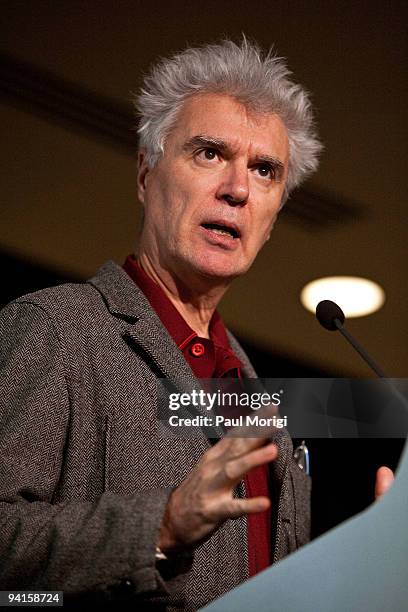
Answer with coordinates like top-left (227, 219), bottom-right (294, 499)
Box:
top-left (202, 440), bottom-right (408, 611)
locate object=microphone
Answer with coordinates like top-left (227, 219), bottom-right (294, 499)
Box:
top-left (315, 300), bottom-right (386, 377)
top-left (315, 300), bottom-right (408, 432)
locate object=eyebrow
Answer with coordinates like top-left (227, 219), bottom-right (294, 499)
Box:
top-left (182, 134), bottom-right (285, 181)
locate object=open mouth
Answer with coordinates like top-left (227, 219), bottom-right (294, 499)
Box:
top-left (201, 223), bottom-right (240, 239)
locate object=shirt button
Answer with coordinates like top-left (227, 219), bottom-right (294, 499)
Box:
top-left (190, 342), bottom-right (205, 357)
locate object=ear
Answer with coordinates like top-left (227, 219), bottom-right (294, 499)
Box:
top-left (137, 150), bottom-right (151, 203)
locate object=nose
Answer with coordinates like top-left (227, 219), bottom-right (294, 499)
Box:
top-left (216, 162), bottom-right (249, 206)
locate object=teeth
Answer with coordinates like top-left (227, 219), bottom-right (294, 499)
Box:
top-left (211, 228), bottom-right (233, 237)
top-left (202, 223), bottom-right (237, 237)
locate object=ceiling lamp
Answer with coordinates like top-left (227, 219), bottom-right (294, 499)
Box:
top-left (300, 276), bottom-right (385, 318)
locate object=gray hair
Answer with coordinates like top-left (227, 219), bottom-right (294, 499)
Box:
top-left (134, 38), bottom-right (322, 202)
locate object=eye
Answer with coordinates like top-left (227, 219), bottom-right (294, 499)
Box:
top-left (255, 163), bottom-right (275, 180)
top-left (197, 148), bottom-right (219, 161)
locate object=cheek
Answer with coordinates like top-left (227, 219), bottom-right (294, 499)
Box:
top-left (147, 181), bottom-right (193, 245)
top-left (251, 210), bottom-right (278, 246)
top-left (147, 175), bottom-right (178, 219)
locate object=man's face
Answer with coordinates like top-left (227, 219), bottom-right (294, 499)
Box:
top-left (137, 93), bottom-right (289, 284)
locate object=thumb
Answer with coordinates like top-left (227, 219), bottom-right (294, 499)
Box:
top-left (375, 466), bottom-right (394, 500)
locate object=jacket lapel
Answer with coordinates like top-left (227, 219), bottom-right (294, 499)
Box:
top-left (87, 260), bottom-right (225, 438)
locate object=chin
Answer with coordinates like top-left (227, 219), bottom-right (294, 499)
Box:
top-left (188, 252), bottom-right (250, 281)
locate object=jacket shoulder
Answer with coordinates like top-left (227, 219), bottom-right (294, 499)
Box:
top-left (6, 281), bottom-right (101, 325)
top-left (5, 260), bottom-right (130, 325)
top-left (14, 280), bottom-right (96, 306)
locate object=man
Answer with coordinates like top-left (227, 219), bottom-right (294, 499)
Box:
top-left (0, 39), bottom-right (393, 609)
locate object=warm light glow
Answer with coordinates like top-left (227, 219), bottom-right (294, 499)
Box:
top-left (300, 276), bottom-right (385, 318)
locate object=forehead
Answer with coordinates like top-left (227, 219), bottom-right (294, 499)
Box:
top-left (169, 93), bottom-right (289, 158)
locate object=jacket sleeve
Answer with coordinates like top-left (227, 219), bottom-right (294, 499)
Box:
top-left (0, 301), bottom-right (191, 603)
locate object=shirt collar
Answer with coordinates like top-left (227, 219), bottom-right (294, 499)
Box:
top-left (123, 255), bottom-right (232, 352)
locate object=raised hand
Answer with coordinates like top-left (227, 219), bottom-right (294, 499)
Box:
top-left (158, 437), bottom-right (277, 553)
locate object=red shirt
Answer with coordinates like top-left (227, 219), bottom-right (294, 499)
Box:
top-left (123, 255), bottom-right (271, 575)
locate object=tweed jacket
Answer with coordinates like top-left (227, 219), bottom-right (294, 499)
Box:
top-left (0, 261), bottom-right (311, 610)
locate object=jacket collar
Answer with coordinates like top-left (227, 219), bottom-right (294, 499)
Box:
top-left (87, 261), bottom-right (224, 437)
top-left (87, 260), bottom-right (198, 379)
top-left (87, 260), bottom-right (152, 321)
top-left (87, 260), bottom-right (255, 378)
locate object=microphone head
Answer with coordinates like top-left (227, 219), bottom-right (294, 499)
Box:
top-left (316, 300), bottom-right (345, 331)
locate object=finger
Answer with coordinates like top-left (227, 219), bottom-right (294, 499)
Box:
top-left (224, 442), bottom-right (278, 482)
top-left (375, 466), bottom-right (394, 500)
top-left (227, 414), bottom-right (281, 442)
top-left (225, 496), bottom-right (271, 519)
top-left (211, 435), bottom-right (271, 461)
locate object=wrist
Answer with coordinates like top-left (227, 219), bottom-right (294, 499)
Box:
top-left (157, 493), bottom-right (179, 554)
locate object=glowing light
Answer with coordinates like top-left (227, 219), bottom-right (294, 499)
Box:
top-left (300, 276), bottom-right (385, 318)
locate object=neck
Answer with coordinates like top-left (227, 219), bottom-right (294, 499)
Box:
top-left (137, 253), bottom-right (229, 339)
